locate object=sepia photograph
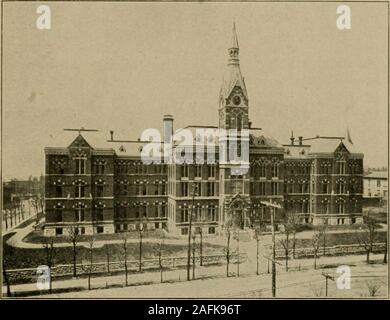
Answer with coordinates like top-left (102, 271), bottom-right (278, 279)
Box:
top-left (0, 0), bottom-right (389, 301)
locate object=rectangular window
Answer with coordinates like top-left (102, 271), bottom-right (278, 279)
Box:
top-left (271, 182), bottom-right (278, 195)
top-left (55, 186), bottom-right (63, 198)
top-left (97, 226), bottom-right (104, 234)
top-left (75, 185), bottom-right (85, 198)
top-left (208, 165), bottom-right (215, 178)
top-left (181, 208), bottom-right (189, 222)
top-left (260, 182), bottom-right (266, 195)
top-left (337, 161), bottom-right (346, 175)
top-left (322, 183), bottom-right (328, 194)
top-left (260, 164), bottom-right (266, 178)
top-left (208, 227), bottom-right (215, 234)
top-left (75, 208), bottom-right (85, 222)
top-left (96, 208), bottom-right (104, 221)
top-left (96, 185), bottom-right (104, 197)
top-left (272, 164), bottom-right (279, 178)
top-left (181, 183), bottom-right (189, 197)
top-left (75, 158), bottom-right (86, 174)
top-left (55, 228), bottom-right (63, 235)
top-left (181, 165), bottom-right (189, 178)
top-left (195, 165), bottom-right (202, 178)
top-left (123, 184), bottom-right (128, 196)
top-left (55, 209), bottom-right (62, 222)
top-left (181, 228), bottom-right (188, 235)
top-left (207, 182), bottom-right (215, 196)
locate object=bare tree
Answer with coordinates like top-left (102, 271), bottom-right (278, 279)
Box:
top-left (2, 244), bottom-right (13, 297)
top-left (138, 220), bottom-right (145, 272)
top-left (224, 217), bottom-right (234, 277)
top-left (233, 230), bottom-right (240, 277)
top-left (192, 233), bottom-right (196, 280)
top-left (278, 219), bottom-right (293, 272)
top-left (155, 236), bottom-right (165, 283)
top-left (287, 214), bottom-right (299, 259)
top-left (383, 238), bottom-right (387, 264)
top-left (319, 221), bottom-right (328, 256)
top-left (312, 231), bottom-right (322, 270)
top-left (365, 281), bottom-right (381, 297)
top-left (104, 245), bottom-right (111, 274)
top-left (121, 236), bottom-right (129, 286)
top-left (194, 225), bottom-right (204, 266)
top-left (254, 227), bottom-right (262, 275)
top-left (41, 238), bottom-right (56, 293)
top-left (87, 238), bottom-right (95, 290)
top-left (355, 215), bottom-right (379, 264)
top-left (66, 226), bottom-right (82, 277)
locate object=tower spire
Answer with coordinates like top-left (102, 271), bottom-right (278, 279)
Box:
top-left (228, 22), bottom-right (240, 65)
top-left (231, 22), bottom-right (239, 49)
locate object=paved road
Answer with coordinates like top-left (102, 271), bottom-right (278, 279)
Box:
top-left (7, 255), bottom-right (387, 298)
top-left (4, 253), bottom-right (386, 298)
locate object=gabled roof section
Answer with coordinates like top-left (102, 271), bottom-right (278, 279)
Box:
top-left (45, 130), bottom-right (114, 151)
top-left (68, 134), bottom-right (92, 149)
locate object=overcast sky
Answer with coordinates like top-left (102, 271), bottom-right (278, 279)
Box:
top-left (2, 2), bottom-right (388, 180)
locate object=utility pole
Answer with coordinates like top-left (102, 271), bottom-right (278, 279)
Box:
top-left (321, 272), bottom-right (335, 297)
top-left (261, 200), bottom-right (282, 298)
top-left (187, 183), bottom-right (197, 281)
top-left (271, 206), bottom-right (276, 298)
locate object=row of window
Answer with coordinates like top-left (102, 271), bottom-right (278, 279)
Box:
top-left (51, 158), bottom-right (168, 175)
top-left (179, 206), bottom-right (217, 223)
top-left (249, 182), bottom-right (279, 196)
top-left (180, 164), bottom-right (217, 178)
top-left (180, 182), bottom-right (217, 197)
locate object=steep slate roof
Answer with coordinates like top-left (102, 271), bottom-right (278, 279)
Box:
top-left (45, 130), bottom-right (113, 150)
top-left (307, 137), bottom-right (361, 154)
top-left (249, 129), bottom-right (283, 148)
top-left (283, 145), bottom-right (311, 159)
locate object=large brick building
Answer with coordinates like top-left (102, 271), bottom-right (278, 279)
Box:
top-left (43, 25), bottom-right (364, 237)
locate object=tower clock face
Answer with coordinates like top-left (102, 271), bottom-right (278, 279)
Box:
top-left (233, 95), bottom-right (241, 105)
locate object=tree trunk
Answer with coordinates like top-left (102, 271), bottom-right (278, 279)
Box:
top-left (192, 237), bottom-right (196, 280)
top-left (125, 261), bottom-right (128, 286)
top-left (2, 261), bottom-right (12, 297)
top-left (384, 241), bottom-right (387, 264)
top-left (200, 231), bottom-right (203, 266)
top-left (72, 242), bottom-right (77, 277)
top-left (366, 249), bottom-right (370, 264)
top-left (292, 233), bottom-right (296, 259)
top-left (226, 232), bottom-right (230, 277)
top-left (285, 248), bottom-right (289, 272)
top-left (106, 252), bottom-right (110, 274)
top-left (256, 239), bottom-right (259, 275)
top-left (314, 252), bottom-right (317, 270)
top-left (139, 232), bottom-right (143, 272)
top-left (5, 211), bottom-right (8, 230)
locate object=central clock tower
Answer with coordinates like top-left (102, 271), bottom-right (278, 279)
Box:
top-left (218, 23), bottom-right (249, 131)
top-left (218, 23), bottom-right (251, 232)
